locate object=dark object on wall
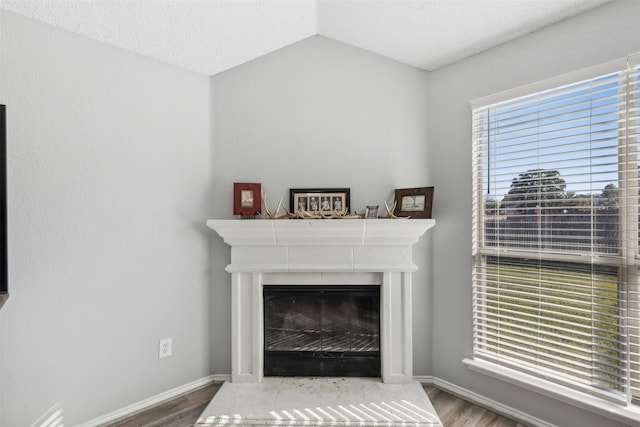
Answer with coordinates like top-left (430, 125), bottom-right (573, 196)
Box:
top-left (394, 186), bottom-right (434, 219)
top-left (0, 105), bottom-right (8, 309)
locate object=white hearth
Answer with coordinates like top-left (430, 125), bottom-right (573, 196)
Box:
top-left (207, 219), bottom-right (435, 384)
top-left (196, 377), bottom-right (443, 427)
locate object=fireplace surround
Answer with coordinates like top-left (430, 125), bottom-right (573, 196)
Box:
top-left (208, 218), bottom-right (435, 384)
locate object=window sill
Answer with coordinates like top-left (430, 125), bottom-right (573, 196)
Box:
top-left (463, 358), bottom-right (640, 426)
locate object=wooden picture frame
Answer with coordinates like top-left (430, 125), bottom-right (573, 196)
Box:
top-left (394, 187), bottom-right (434, 219)
top-left (290, 188), bottom-right (350, 215)
top-left (365, 205), bottom-right (379, 219)
top-left (234, 182), bottom-right (261, 217)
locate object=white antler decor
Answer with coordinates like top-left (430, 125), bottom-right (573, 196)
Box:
top-left (260, 192), bottom-right (411, 220)
top-left (382, 201), bottom-right (409, 219)
top-left (259, 192), bottom-right (294, 219)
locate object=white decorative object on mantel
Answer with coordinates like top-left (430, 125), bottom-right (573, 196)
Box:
top-left (207, 218), bottom-right (435, 384)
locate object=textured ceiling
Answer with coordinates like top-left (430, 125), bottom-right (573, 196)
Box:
top-left (1, 0), bottom-right (611, 76)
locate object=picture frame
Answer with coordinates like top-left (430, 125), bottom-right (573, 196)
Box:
top-left (234, 182), bottom-right (262, 217)
top-left (290, 188), bottom-right (350, 215)
top-left (365, 205), bottom-right (379, 219)
top-left (393, 187), bottom-right (434, 219)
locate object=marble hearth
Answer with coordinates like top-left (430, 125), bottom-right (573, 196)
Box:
top-left (207, 219), bottom-right (435, 384)
top-left (196, 377), bottom-right (443, 427)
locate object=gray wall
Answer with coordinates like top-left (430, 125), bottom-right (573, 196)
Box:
top-left (210, 36), bottom-right (432, 374)
top-left (428, 1), bottom-right (640, 426)
top-left (0, 11), bottom-right (212, 426)
top-left (2, 1), bottom-right (640, 426)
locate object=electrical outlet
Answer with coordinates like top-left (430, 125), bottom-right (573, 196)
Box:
top-left (159, 338), bottom-right (172, 358)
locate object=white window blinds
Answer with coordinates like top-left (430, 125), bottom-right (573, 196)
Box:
top-left (472, 55), bottom-right (640, 406)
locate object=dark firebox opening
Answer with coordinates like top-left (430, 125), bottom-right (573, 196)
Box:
top-left (263, 285), bottom-right (381, 377)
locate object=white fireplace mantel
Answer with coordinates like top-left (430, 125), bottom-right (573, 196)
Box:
top-left (207, 218), bottom-right (435, 384)
top-left (208, 218), bottom-right (435, 273)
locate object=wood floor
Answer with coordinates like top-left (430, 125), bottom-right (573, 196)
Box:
top-left (101, 382), bottom-right (530, 427)
top-left (424, 385), bottom-right (530, 427)
top-left (101, 382), bottom-right (221, 427)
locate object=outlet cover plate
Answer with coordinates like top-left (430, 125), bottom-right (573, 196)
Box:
top-left (159, 338), bottom-right (172, 358)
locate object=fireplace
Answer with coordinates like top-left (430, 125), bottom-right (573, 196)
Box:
top-left (207, 218), bottom-right (435, 384)
top-left (263, 285), bottom-right (380, 377)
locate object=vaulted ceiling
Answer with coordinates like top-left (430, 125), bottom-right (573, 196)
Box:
top-left (1, 0), bottom-right (611, 76)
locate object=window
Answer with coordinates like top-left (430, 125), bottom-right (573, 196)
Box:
top-left (472, 55), bottom-right (640, 408)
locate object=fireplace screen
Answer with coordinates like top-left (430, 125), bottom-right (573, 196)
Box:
top-left (264, 285), bottom-right (380, 377)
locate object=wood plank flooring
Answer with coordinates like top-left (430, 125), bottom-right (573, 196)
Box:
top-left (100, 382), bottom-right (530, 427)
top-left (424, 385), bottom-right (530, 427)
top-left (101, 382), bottom-right (221, 427)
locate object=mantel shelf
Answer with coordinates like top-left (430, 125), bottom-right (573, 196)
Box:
top-left (207, 218), bottom-right (435, 247)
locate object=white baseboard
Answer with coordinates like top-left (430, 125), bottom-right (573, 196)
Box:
top-left (77, 375), bottom-right (219, 427)
top-left (211, 373), bottom-right (231, 382)
top-left (414, 375), bottom-right (556, 427)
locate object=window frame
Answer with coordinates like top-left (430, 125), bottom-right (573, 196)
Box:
top-left (470, 54), bottom-right (640, 419)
